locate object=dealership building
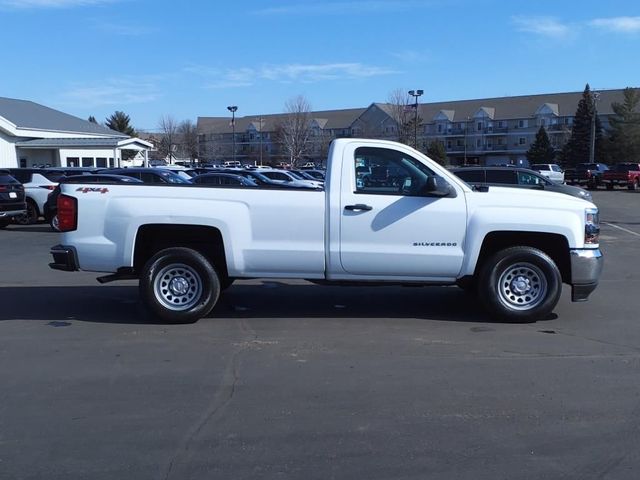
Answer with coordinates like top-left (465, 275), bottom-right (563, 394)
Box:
top-left (0, 97), bottom-right (152, 169)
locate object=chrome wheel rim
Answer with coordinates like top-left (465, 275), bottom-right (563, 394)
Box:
top-left (497, 262), bottom-right (547, 311)
top-left (154, 263), bottom-right (203, 311)
top-left (51, 214), bottom-right (60, 231)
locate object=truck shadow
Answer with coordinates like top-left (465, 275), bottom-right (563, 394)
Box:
top-left (0, 282), bottom-right (553, 324)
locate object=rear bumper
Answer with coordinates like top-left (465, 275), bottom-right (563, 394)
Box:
top-left (49, 244), bottom-right (79, 272)
top-left (570, 248), bottom-right (603, 302)
top-left (0, 209), bottom-right (27, 218)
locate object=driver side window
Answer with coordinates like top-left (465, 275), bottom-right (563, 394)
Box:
top-left (354, 147), bottom-right (434, 196)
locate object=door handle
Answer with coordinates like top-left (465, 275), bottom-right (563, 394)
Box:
top-left (344, 204), bottom-right (373, 211)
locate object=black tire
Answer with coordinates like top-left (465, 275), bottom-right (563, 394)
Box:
top-left (606, 184), bottom-right (614, 190)
top-left (50, 214), bottom-right (60, 232)
top-left (139, 247), bottom-right (221, 324)
top-left (629, 179), bottom-right (639, 191)
top-left (0, 218), bottom-right (10, 228)
top-left (478, 246), bottom-right (562, 322)
top-left (14, 201), bottom-right (38, 225)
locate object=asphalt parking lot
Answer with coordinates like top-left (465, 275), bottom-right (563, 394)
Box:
top-left (1, 190), bottom-right (639, 480)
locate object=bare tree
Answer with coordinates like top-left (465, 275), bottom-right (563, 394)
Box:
top-left (387, 88), bottom-right (413, 145)
top-left (158, 115), bottom-right (179, 163)
top-left (278, 95), bottom-right (312, 167)
top-left (178, 119), bottom-right (199, 164)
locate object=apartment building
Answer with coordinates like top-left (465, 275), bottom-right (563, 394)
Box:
top-left (196, 89), bottom-right (627, 165)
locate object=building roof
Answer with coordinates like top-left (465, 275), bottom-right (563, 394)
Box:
top-left (197, 107), bottom-right (366, 134)
top-left (15, 137), bottom-right (153, 150)
top-left (0, 97), bottom-right (125, 136)
top-left (411, 89), bottom-right (630, 122)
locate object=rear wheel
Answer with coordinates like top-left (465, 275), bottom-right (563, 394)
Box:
top-left (14, 201), bottom-right (38, 225)
top-left (139, 247), bottom-right (221, 323)
top-left (478, 246), bottom-right (562, 322)
top-left (0, 218), bottom-right (10, 228)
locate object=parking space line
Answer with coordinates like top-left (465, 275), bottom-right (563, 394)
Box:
top-left (603, 222), bottom-right (640, 238)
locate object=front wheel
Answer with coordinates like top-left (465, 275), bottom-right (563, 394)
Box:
top-left (478, 247), bottom-right (562, 322)
top-left (0, 218), bottom-right (10, 228)
top-left (139, 247), bottom-right (221, 323)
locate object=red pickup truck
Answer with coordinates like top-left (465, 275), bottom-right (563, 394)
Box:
top-left (602, 163), bottom-right (640, 190)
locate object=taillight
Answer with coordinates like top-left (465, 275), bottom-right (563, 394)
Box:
top-left (57, 194), bottom-right (77, 232)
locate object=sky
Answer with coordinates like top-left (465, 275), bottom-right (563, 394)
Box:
top-left (1, 0), bottom-right (639, 132)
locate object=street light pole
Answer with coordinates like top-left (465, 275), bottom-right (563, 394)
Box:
top-left (589, 92), bottom-right (600, 164)
top-left (464, 117), bottom-right (468, 165)
top-left (227, 105), bottom-right (238, 164)
top-left (408, 89), bottom-right (424, 149)
top-left (258, 116), bottom-right (263, 166)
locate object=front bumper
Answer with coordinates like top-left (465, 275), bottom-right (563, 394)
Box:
top-left (570, 248), bottom-right (603, 302)
top-left (49, 244), bottom-right (79, 272)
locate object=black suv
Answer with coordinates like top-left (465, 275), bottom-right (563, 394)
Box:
top-left (0, 170), bottom-right (27, 228)
top-left (452, 166), bottom-right (593, 202)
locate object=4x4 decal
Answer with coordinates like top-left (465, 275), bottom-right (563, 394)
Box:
top-left (75, 187), bottom-right (109, 194)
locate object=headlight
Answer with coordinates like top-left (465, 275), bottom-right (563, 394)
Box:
top-left (578, 189), bottom-right (593, 201)
top-left (585, 207), bottom-right (599, 245)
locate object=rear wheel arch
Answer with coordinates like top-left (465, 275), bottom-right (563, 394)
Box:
top-left (133, 224), bottom-right (229, 281)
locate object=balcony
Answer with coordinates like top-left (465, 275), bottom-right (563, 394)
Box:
top-left (487, 144), bottom-right (509, 151)
top-left (485, 127), bottom-right (508, 134)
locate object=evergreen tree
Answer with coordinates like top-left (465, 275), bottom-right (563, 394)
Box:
top-left (561, 84), bottom-right (604, 167)
top-left (426, 140), bottom-right (447, 165)
top-left (606, 87), bottom-right (640, 162)
top-left (527, 126), bottom-right (556, 163)
top-left (88, 115), bottom-right (98, 124)
top-left (105, 111), bottom-right (136, 137)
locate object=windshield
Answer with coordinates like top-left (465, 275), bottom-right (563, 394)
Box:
top-left (615, 163), bottom-right (639, 172)
top-left (158, 171), bottom-right (190, 184)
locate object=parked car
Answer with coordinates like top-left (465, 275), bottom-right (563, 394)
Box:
top-left (44, 174), bottom-right (143, 231)
top-left (299, 169), bottom-right (326, 181)
top-left (290, 169), bottom-right (325, 183)
top-left (191, 173), bottom-right (258, 186)
top-left (0, 170), bottom-right (27, 228)
top-left (7, 168), bottom-right (68, 224)
top-left (565, 163), bottom-right (610, 189)
top-left (530, 163), bottom-right (565, 183)
top-left (208, 169), bottom-right (317, 189)
top-left (153, 165), bottom-right (198, 181)
top-left (257, 169), bottom-right (323, 188)
top-left (452, 166), bottom-right (593, 202)
top-left (98, 168), bottom-right (191, 184)
top-left (602, 162), bottom-right (640, 190)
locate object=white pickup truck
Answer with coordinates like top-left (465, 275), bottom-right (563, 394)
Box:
top-left (50, 139), bottom-right (603, 323)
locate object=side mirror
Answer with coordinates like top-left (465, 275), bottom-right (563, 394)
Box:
top-left (421, 176), bottom-right (455, 197)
